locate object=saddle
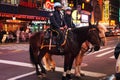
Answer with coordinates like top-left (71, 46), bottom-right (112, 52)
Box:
top-left (41, 28), bottom-right (68, 50)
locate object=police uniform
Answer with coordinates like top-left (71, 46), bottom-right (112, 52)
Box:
top-left (49, 9), bottom-right (66, 52)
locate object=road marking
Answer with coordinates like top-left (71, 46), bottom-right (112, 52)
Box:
top-left (0, 59), bottom-right (106, 79)
top-left (89, 47), bottom-right (114, 55)
top-left (7, 67), bottom-right (107, 80)
top-left (7, 71), bottom-right (36, 80)
top-left (109, 56), bottom-right (115, 59)
top-left (96, 49), bottom-right (114, 57)
top-left (11, 50), bottom-right (22, 52)
top-left (0, 44), bottom-right (29, 51)
top-left (0, 59), bottom-right (33, 68)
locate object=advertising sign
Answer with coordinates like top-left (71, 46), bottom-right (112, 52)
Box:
top-left (81, 14), bottom-right (89, 23)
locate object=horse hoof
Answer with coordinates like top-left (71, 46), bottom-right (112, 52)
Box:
top-left (42, 73), bottom-right (46, 77)
top-left (37, 74), bottom-right (43, 78)
top-left (62, 76), bottom-right (68, 80)
top-left (80, 73), bottom-right (85, 76)
top-left (66, 74), bottom-right (72, 80)
top-left (51, 68), bottom-right (55, 72)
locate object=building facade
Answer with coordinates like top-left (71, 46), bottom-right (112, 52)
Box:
top-left (100, 0), bottom-right (119, 27)
top-left (0, 0), bottom-right (50, 32)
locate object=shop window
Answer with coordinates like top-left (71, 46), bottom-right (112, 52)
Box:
top-left (36, 0), bottom-right (45, 9)
top-left (0, 0), bottom-right (20, 5)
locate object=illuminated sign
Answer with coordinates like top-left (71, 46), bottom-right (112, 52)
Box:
top-left (19, 0), bottom-right (37, 8)
top-left (119, 8), bottom-right (120, 22)
top-left (81, 14), bottom-right (89, 23)
top-left (0, 12), bottom-right (48, 21)
top-left (104, 1), bottom-right (109, 22)
top-left (45, 1), bottom-right (54, 10)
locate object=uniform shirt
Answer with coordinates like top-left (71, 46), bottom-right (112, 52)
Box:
top-left (64, 14), bottom-right (75, 28)
top-left (49, 10), bottom-right (66, 29)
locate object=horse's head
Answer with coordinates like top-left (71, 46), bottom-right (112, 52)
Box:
top-left (97, 24), bottom-right (107, 46)
top-left (87, 25), bottom-right (101, 51)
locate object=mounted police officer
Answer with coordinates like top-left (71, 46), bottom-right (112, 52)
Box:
top-left (49, 2), bottom-right (67, 53)
top-left (64, 7), bottom-right (75, 29)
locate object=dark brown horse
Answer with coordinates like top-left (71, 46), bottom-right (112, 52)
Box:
top-left (29, 25), bottom-right (101, 80)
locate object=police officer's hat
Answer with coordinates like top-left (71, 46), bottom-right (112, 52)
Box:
top-left (65, 7), bottom-right (72, 11)
top-left (54, 2), bottom-right (62, 8)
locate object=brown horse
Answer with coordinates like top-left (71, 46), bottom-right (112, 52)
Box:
top-left (43, 24), bottom-right (107, 77)
top-left (29, 25), bottom-right (101, 80)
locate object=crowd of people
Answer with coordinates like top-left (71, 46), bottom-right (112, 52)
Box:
top-left (0, 29), bottom-right (32, 44)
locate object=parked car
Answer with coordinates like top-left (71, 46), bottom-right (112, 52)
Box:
top-left (113, 26), bottom-right (120, 36)
top-left (105, 28), bottom-right (114, 37)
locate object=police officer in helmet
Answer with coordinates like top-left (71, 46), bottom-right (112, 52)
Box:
top-left (64, 7), bottom-right (75, 29)
top-left (49, 2), bottom-right (67, 53)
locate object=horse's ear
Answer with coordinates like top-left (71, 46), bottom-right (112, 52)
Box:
top-left (89, 22), bottom-right (92, 28)
top-left (95, 21), bottom-right (99, 27)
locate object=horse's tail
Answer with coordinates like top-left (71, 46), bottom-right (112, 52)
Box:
top-left (29, 44), bottom-right (35, 65)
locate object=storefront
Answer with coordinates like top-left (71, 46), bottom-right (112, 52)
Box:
top-left (0, 2), bottom-right (50, 32)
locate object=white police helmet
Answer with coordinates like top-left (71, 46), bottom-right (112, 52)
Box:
top-left (54, 2), bottom-right (62, 8)
top-left (65, 7), bottom-right (72, 11)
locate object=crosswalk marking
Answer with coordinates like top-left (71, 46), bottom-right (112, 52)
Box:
top-left (0, 59), bottom-right (106, 80)
top-left (91, 47), bottom-right (114, 55)
top-left (0, 44), bottom-right (29, 51)
top-left (11, 50), bottom-right (22, 52)
top-left (0, 59), bottom-right (33, 68)
top-left (0, 44), bottom-right (116, 59)
top-left (109, 56), bottom-right (115, 59)
top-left (96, 49), bottom-right (114, 57)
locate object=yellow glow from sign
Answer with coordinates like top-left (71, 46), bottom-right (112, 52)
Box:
top-left (110, 20), bottom-right (115, 26)
top-left (82, 3), bottom-right (84, 9)
top-left (51, 0), bottom-right (54, 2)
top-left (104, 1), bottom-right (109, 22)
top-left (72, 10), bottom-right (81, 20)
top-left (86, 0), bottom-right (90, 3)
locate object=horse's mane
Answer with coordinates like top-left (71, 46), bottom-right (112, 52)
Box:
top-left (72, 26), bottom-right (89, 34)
top-left (72, 27), bottom-right (89, 37)
top-left (67, 27), bottom-right (89, 51)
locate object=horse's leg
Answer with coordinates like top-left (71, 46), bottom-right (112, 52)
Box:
top-left (62, 54), bottom-right (70, 80)
top-left (43, 53), bottom-right (51, 71)
top-left (66, 55), bottom-right (75, 79)
top-left (62, 54), bottom-right (74, 80)
top-left (74, 50), bottom-right (87, 77)
top-left (49, 54), bottom-right (56, 71)
top-left (74, 53), bottom-right (81, 77)
top-left (29, 45), bottom-right (42, 77)
top-left (38, 50), bottom-right (47, 77)
top-left (43, 53), bottom-right (55, 71)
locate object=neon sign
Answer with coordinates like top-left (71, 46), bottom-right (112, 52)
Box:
top-left (19, 0), bottom-right (37, 8)
top-left (0, 12), bottom-right (48, 21)
top-left (104, 1), bottom-right (109, 22)
top-left (45, 1), bottom-right (54, 10)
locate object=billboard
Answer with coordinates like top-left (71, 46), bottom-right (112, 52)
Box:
top-left (81, 14), bottom-right (89, 23)
top-left (119, 8), bottom-right (120, 22)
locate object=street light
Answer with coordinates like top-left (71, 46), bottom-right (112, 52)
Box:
top-left (86, 0), bottom-right (90, 3)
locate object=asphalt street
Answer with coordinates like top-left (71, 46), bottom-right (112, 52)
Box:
top-left (0, 36), bottom-right (119, 80)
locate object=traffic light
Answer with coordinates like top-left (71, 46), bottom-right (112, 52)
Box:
top-left (81, 2), bottom-right (93, 12)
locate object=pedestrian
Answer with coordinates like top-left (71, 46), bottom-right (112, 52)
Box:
top-left (16, 29), bottom-right (20, 43)
top-left (49, 2), bottom-right (67, 53)
top-left (114, 42), bottom-right (120, 80)
top-left (64, 7), bottom-right (75, 29)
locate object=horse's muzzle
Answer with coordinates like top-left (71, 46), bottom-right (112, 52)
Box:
top-left (94, 45), bottom-right (100, 51)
